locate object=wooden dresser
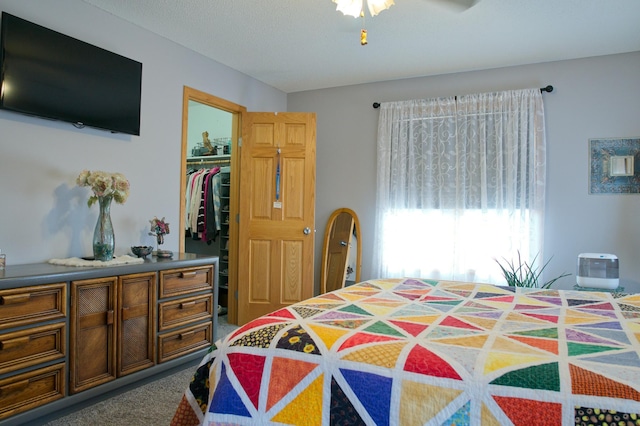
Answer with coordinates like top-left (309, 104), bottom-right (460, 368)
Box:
top-left (0, 253), bottom-right (218, 425)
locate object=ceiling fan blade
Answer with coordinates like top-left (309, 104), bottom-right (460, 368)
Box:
top-left (427, 0), bottom-right (480, 12)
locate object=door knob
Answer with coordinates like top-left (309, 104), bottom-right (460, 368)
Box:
top-left (303, 227), bottom-right (311, 235)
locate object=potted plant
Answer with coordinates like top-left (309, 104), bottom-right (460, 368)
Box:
top-left (495, 251), bottom-right (570, 289)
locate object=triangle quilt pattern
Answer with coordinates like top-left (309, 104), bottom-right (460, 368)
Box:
top-left (185, 278), bottom-right (640, 425)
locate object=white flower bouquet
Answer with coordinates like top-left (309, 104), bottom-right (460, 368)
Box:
top-left (76, 170), bottom-right (130, 207)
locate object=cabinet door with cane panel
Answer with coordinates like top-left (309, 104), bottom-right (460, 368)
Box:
top-left (70, 272), bottom-right (156, 394)
top-left (117, 272), bottom-right (156, 376)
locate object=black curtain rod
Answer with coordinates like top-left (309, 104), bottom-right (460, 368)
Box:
top-left (372, 85), bottom-right (554, 109)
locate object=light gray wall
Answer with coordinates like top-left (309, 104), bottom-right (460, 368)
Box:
top-left (187, 103), bottom-right (232, 155)
top-left (0, 0), bottom-right (285, 264)
top-left (289, 51), bottom-right (640, 292)
top-left (2, 0), bottom-right (639, 294)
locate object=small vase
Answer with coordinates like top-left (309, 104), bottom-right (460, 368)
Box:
top-left (156, 233), bottom-right (173, 258)
top-left (93, 196), bottom-right (115, 261)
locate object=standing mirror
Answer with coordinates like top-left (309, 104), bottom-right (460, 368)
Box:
top-left (321, 208), bottom-right (362, 293)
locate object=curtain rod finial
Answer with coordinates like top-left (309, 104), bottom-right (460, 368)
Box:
top-left (373, 102), bottom-right (380, 109)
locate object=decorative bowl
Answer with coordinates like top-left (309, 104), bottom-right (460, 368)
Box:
top-left (131, 246), bottom-right (153, 259)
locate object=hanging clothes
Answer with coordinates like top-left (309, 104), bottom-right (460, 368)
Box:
top-left (203, 167), bottom-right (221, 243)
top-left (184, 165), bottom-right (222, 242)
top-left (187, 168), bottom-right (207, 238)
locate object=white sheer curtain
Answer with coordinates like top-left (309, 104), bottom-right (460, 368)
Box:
top-left (372, 88), bottom-right (546, 284)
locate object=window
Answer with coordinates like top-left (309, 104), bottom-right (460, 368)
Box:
top-left (373, 89), bottom-right (546, 284)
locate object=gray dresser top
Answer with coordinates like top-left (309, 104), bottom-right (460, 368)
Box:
top-left (0, 253), bottom-right (218, 289)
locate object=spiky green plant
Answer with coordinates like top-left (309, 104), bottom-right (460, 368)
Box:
top-left (495, 251), bottom-right (570, 289)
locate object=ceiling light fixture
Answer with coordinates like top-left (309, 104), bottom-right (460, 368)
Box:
top-left (333, 0), bottom-right (394, 45)
top-left (332, 0), bottom-right (395, 18)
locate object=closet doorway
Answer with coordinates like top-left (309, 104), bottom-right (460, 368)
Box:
top-left (179, 86), bottom-right (245, 324)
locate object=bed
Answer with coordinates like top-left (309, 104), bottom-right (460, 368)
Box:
top-left (170, 278), bottom-right (640, 425)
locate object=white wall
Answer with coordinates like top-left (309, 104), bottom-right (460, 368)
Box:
top-left (2, 0), bottom-right (639, 294)
top-left (0, 0), bottom-right (286, 265)
top-left (187, 103), bottom-right (232, 156)
top-left (289, 51), bottom-right (640, 292)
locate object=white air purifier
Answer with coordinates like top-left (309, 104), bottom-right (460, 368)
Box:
top-left (576, 253), bottom-right (619, 289)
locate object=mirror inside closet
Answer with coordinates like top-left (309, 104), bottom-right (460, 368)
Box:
top-left (184, 100), bottom-right (232, 315)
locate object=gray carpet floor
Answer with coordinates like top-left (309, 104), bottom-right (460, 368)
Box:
top-left (42, 316), bottom-right (239, 426)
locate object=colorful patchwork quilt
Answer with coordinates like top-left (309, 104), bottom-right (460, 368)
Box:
top-left (171, 278), bottom-right (640, 426)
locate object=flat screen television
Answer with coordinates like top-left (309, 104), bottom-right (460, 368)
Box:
top-left (0, 12), bottom-right (142, 135)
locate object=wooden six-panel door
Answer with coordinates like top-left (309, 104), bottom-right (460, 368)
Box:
top-left (237, 112), bottom-right (316, 325)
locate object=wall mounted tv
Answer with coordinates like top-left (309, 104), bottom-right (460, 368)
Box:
top-left (0, 12), bottom-right (142, 136)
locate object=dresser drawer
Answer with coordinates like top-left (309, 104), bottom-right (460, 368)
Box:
top-left (0, 323), bottom-right (66, 375)
top-left (0, 284), bottom-right (67, 330)
top-left (158, 294), bottom-right (213, 332)
top-left (0, 363), bottom-right (65, 420)
top-left (159, 266), bottom-right (213, 298)
top-left (158, 321), bottom-right (212, 363)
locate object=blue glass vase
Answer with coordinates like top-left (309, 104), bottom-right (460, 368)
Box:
top-left (93, 196), bottom-right (115, 261)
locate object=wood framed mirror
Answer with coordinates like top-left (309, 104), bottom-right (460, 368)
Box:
top-left (320, 208), bottom-right (362, 293)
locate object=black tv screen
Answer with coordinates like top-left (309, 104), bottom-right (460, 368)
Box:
top-left (0, 12), bottom-right (142, 135)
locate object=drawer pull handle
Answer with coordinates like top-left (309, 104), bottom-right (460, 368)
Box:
top-left (179, 301), bottom-right (196, 309)
top-left (179, 330), bottom-right (196, 339)
top-left (0, 379), bottom-right (29, 395)
top-left (180, 271), bottom-right (197, 279)
top-left (0, 336), bottom-right (30, 350)
top-left (0, 294), bottom-right (31, 305)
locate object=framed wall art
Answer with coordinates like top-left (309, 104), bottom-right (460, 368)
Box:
top-left (589, 137), bottom-right (640, 194)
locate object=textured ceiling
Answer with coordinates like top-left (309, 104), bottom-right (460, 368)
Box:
top-left (80, 0), bottom-right (640, 93)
